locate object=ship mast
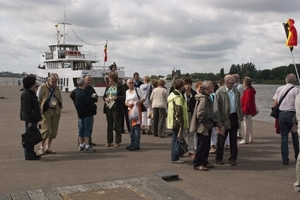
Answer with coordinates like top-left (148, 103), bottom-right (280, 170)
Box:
top-left (56, 9), bottom-right (71, 44)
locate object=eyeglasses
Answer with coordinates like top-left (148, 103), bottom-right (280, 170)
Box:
top-left (128, 82), bottom-right (134, 84)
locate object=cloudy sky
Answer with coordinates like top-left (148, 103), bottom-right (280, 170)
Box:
top-left (1, 0), bottom-right (300, 77)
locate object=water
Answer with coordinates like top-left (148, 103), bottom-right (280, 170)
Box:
top-left (0, 77), bottom-right (283, 123)
top-left (254, 84), bottom-right (279, 123)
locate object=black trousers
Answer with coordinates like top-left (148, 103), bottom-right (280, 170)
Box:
top-left (105, 107), bottom-right (122, 144)
top-left (194, 129), bottom-right (211, 167)
top-left (216, 113), bottom-right (238, 161)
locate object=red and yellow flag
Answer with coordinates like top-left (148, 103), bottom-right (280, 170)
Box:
top-left (283, 19), bottom-right (298, 51)
top-left (104, 44), bottom-right (108, 62)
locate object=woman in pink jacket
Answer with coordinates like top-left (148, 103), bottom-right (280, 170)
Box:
top-left (239, 77), bottom-right (258, 144)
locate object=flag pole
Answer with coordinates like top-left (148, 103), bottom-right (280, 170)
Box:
top-left (103, 40), bottom-right (108, 84)
top-left (290, 50), bottom-right (300, 83)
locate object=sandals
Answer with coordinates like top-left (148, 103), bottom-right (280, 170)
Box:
top-left (194, 165), bottom-right (209, 171)
top-left (45, 148), bottom-right (56, 154)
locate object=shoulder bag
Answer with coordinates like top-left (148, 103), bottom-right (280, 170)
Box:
top-left (270, 86), bottom-right (294, 119)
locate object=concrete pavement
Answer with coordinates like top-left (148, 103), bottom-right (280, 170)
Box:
top-left (0, 85), bottom-right (299, 199)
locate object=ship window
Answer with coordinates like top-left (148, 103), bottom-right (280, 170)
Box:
top-left (64, 62), bottom-right (71, 68)
top-left (73, 78), bottom-right (78, 87)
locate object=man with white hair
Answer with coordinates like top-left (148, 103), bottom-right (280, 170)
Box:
top-left (37, 73), bottom-right (62, 155)
top-left (273, 73), bottom-right (300, 165)
top-left (213, 74), bottom-right (243, 166)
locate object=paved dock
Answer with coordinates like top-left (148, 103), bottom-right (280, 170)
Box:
top-left (0, 85), bottom-right (299, 200)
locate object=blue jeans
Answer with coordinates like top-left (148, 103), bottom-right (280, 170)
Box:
top-left (171, 129), bottom-right (180, 161)
top-left (24, 122), bottom-right (38, 159)
top-left (78, 116), bottom-right (94, 138)
top-left (279, 111), bottom-right (299, 162)
top-left (130, 124), bottom-right (141, 147)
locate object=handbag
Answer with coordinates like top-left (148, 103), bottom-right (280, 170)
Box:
top-left (21, 126), bottom-right (42, 148)
top-left (135, 88), bottom-right (147, 112)
top-left (177, 128), bottom-right (188, 155)
top-left (270, 86), bottom-right (294, 119)
top-left (177, 137), bottom-right (189, 155)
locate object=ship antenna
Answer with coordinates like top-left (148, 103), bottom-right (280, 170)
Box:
top-left (63, 7), bottom-right (66, 44)
top-left (57, 7), bottom-right (71, 44)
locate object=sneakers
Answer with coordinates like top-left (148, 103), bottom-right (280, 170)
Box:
top-left (171, 159), bottom-right (184, 163)
top-left (38, 148), bottom-right (45, 155)
top-left (84, 146), bottom-right (96, 153)
top-left (126, 145), bottom-right (133, 150)
top-left (238, 140), bottom-right (248, 144)
top-left (104, 143), bottom-right (111, 147)
top-left (142, 130), bottom-right (147, 135)
top-left (224, 145), bottom-right (230, 150)
top-left (194, 165), bottom-right (209, 171)
top-left (78, 146), bottom-right (84, 151)
top-left (114, 143), bottom-right (120, 148)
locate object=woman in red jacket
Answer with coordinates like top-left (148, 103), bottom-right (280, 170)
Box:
top-left (239, 77), bottom-right (258, 144)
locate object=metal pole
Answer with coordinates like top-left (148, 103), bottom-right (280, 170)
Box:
top-left (291, 51), bottom-right (300, 83)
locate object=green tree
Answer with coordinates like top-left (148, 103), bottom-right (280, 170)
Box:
top-left (220, 68), bottom-right (224, 79)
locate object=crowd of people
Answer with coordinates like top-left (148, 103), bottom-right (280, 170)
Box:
top-left (19, 71), bottom-right (300, 192)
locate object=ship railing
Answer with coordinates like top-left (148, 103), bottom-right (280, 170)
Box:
top-left (82, 52), bottom-right (98, 60)
top-left (43, 52), bottom-right (98, 60)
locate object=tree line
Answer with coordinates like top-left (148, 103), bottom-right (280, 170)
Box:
top-left (150, 63), bottom-right (300, 84)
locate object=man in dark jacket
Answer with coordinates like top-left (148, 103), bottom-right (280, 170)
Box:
top-left (70, 75), bottom-right (98, 146)
top-left (75, 77), bottom-right (97, 153)
top-left (133, 72), bottom-right (143, 88)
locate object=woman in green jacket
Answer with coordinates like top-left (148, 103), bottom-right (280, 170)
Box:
top-left (167, 79), bottom-right (189, 163)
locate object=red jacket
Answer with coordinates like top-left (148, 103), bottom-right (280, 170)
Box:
top-left (241, 86), bottom-right (257, 116)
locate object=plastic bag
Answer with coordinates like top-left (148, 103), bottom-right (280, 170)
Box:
top-left (129, 102), bottom-right (139, 121)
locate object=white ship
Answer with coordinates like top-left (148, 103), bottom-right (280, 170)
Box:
top-left (36, 15), bottom-right (124, 96)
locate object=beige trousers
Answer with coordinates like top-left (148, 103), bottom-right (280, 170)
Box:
top-left (40, 109), bottom-right (61, 139)
top-left (243, 115), bottom-right (253, 142)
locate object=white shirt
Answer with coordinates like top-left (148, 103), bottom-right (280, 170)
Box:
top-left (273, 83), bottom-right (300, 111)
top-left (126, 88), bottom-right (143, 124)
